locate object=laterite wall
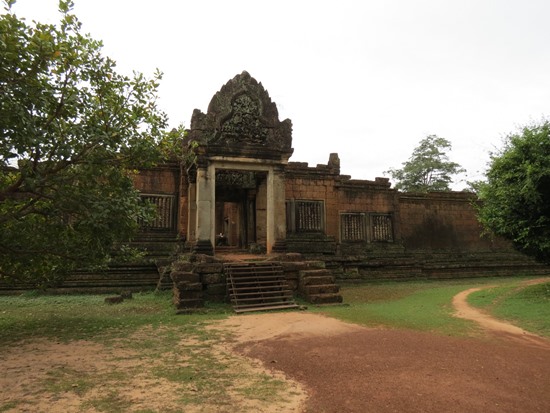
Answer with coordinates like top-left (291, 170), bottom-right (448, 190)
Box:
top-left (398, 192), bottom-right (509, 251)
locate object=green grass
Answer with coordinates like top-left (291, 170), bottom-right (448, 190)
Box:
top-left (468, 280), bottom-right (550, 337)
top-left (0, 291), bottom-right (289, 412)
top-left (84, 390), bottom-right (135, 412)
top-left (42, 367), bottom-right (94, 396)
top-left (0, 402), bottom-right (18, 412)
top-left (314, 276), bottom-right (548, 336)
top-left (1, 276), bottom-right (548, 411)
top-left (0, 291), bottom-right (230, 344)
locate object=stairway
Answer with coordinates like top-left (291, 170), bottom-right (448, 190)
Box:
top-left (225, 262), bottom-right (299, 313)
top-left (299, 268), bottom-right (343, 304)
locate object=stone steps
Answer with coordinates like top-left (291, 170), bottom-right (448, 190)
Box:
top-left (299, 268), bottom-right (342, 304)
top-left (225, 263), bottom-right (299, 313)
top-left (304, 284), bottom-right (340, 295)
top-left (0, 264), bottom-right (161, 295)
top-left (172, 271), bottom-right (204, 309)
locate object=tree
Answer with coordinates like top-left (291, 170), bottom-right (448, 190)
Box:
top-left (476, 121), bottom-right (550, 262)
top-left (0, 0), bottom-right (177, 286)
top-left (385, 135), bottom-right (465, 192)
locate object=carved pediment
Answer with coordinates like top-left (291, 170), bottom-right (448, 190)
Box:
top-left (220, 94), bottom-right (268, 145)
top-left (189, 72), bottom-right (293, 157)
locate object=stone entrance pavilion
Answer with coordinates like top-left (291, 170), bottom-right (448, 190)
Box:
top-left (185, 71), bottom-right (292, 255)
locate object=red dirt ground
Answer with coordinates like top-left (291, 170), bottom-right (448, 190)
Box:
top-left (225, 280), bottom-right (550, 413)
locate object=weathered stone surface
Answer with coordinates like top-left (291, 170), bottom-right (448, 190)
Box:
top-left (195, 263), bottom-right (223, 274)
top-left (189, 254), bottom-right (221, 264)
top-left (300, 275), bottom-right (335, 286)
top-left (174, 282), bottom-right (202, 291)
top-left (297, 266), bottom-right (343, 304)
top-left (174, 298), bottom-right (204, 309)
top-left (304, 261), bottom-right (326, 269)
top-left (280, 261), bottom-right (307, 272)
top-left (189, 71), bottom-right (293, 156)
top-left (304, 284), bottom-right (340, 295)
top-left (269, 252), bottom-right (303, 262)
top-left (205, 283), bottom-right (226, 296)
top-left (174, 290), bottom-right (203, 300)
top-left (104, 296), bottom-right (123, 305)
top-left (120, 290), bottom-right (133, 299)
top-left (286, 234), bottom-right (337, 255)
top-left (172, 261), bottom-right (194, 272)
top-left (201, 273), bottom-right (225, 285)
top-left (285, 280), bottom-right (298, 291)
top-left (308, 293), bottom-right (343, 304)
top-left (300, 268), bottom-right (331, 277)
top-left (171, 271), bottom-right (200, 283)
top-left (192, 241), bottom-right (214, 256)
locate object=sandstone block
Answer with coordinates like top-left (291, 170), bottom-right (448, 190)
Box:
top-left (171, 271), bottom-right (200, 283)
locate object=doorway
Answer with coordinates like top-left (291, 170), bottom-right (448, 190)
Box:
top-left (215, 169), bottom-right (266, 250)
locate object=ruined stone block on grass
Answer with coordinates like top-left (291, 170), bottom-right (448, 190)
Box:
top-left (174, 298), bottom-right (204, 309)
top-left (105, 296), bottom-right (124, 305)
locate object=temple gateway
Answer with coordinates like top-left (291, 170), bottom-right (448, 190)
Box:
top-left (131, 72), bottom-right (547, 309)
top-left (184, 71), bottom-right (293, 255)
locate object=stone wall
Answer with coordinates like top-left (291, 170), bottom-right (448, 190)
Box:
top-left (178, 172), bottom-right (189, 239)
top-left (284, 156), bottom-right (518, 256)
top-left (324, 250), bottom-right (550, 282)
top-left (130, 154), bottom-right (548, 285)
top-left (285, 156), bottom-right (399, 254)
top-left (398, 192), bottom-right (509, 251)
top-left (284, 161), bottom-right (339, 253)
top-left (131, 163), bottom-right (190, 238)
top-left (132, 164), bottom-right (180, 195)
top-left (278, 155), bottom-right (550, 280)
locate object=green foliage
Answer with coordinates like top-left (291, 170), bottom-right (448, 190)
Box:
top-left (386, 135), bottom-right (465, 192)
top-left (0, 1), bottom-right (185, 285)
top-left (475, 121), bottom-right (550, 262)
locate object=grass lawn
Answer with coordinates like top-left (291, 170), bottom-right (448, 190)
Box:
top-left (0, 292), bottom-right (294, 413)
top-left (467, 280), bottom-right (550, 337)
top-left (0, 291), bottom-right (226, 344)
top-left (314, 276), bottom-right (550, 337)
top-left (1, 276), bottom-right (548, 412)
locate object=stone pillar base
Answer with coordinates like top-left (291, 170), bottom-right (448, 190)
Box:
top-left (271, 239), bottom-right (287, 253)
top-left (193, 239), bottom-right (214, 255)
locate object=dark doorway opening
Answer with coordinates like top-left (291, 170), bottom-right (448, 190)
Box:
top-left (215, 170), bottom-right (265, 249)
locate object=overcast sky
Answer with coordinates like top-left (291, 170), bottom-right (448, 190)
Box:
top-left (9, 0), bottom-right (550, 189)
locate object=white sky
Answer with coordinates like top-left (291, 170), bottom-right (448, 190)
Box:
top-left (9, 0), bottom-right (550, 189)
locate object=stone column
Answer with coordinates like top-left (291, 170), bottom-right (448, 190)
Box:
top-left (267, 167), bottom-right (287, 253)
top-left (186, 181), bottom-right (197, 246)
top-left (193, 165), bottom-right (214, 255)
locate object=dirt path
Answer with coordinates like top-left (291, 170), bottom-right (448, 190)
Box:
top-left (452, 277), bottom-right (550, 349)
top-left (221, 308), bottom-right (550, 412)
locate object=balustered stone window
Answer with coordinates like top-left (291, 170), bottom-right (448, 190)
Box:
top-left (139, 194), bottom-right (176, 230)
top-left (340, 213), bottom-right (367, 242)
top-left (286, 200), bottom-right (325, 233)
top-left (370, 213), bottom-right (394, 242)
